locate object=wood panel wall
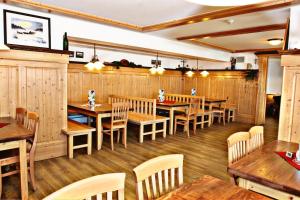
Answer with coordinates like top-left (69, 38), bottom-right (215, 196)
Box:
top-left (183, 71), bottom-right (258, 123)
top-left (68, 64), bottom-right (258, 123)
top-left (0, 50), bottom-right (68, 160)
top-left (68, 63), bottom-right (183, 103)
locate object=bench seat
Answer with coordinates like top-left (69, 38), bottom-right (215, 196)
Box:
top-left (62, 120), bottom-right (95, 158)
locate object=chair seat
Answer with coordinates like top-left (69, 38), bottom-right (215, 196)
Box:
top-left (212, 110), bottom-right (225, 113)
top-left (197, 109), bottom-right (211, 115)
top-left (103, 120), bottom-right (126, 130)
top-left (175, 114), bottom-right (195, 121)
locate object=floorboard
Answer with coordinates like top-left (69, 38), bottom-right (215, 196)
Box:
top-left (2, 118), bottom-right (278, 199)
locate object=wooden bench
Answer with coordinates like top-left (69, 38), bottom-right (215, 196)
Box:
top-left (165, 94), bottom-right (211, 128)
top-left (62, 120), bottom-right (96, 159)
top-left (109, 95), bottom-right (168, 143)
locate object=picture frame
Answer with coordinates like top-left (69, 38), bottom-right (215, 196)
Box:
top-left (3, 9), bottom-right (51, 49)
top-left (69, 51), bottom-right (75, 58)
top-left (76, 51), bottom-right (84, 58)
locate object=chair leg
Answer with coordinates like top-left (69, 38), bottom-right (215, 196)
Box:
top-left (174, 119), bottom-right (177, 134)
top-left (185, 122), bottom-right (190, 138)
top-left (29, 157), bottom-right (37, 191)
top-left (117, 130), bottom-right (120, 143)
top-left (218, 115), bottom-right (221, 123)
top-left (152, 123), bottom-right (156, 141)
top-left (201, 115), bottom-right (204, 129)
top-left (110, 130), bottom-right (114, 151)
top-left (0, 165), bottom-right (2, 198)
top-left (228, 111), bottom-right (230, 123)
top-left (223, 113), bottom-right (226, 125)
top-left (163, 121), bottom-right (167, 138)
top-left (123, 127), bottom-right (127, 148)
top-left (68, 135), bottom-right (73, 159)
top-left (139, 124), bottom-right (144, 143)
top-left (193, 119), bottom-right (196, 135)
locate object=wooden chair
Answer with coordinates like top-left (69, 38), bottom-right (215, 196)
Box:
top-left (195, 97), bottom-right (211, 129)
top-left (43, 173), bottom-right (126, 200)
top-left (16, 107), bottom-right (27, 125)
top-left (102, 102), bottom-right (129, 151)
top-left (174, 99), bottom-right (199, 137)
top-left (0, 112), bottom-right (39, 192)
top-left (211, 102), bottom-right (226, 125)
top-left (227, 105), bottom-right (236, 123)
top-left (249, 126), bottom-right (264, 152)
top-left (133, 154), bottom-right (184, 200)
top-left (227, 131), bottom-right (250, 165)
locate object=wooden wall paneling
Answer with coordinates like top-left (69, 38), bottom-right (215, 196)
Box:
top-left (0, 50), bottom-right (69, 161)
top-left (290, 73), bottom-right (300, 142)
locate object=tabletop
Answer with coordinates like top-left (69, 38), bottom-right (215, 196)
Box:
top-left (228, 140), bottom-right (300, 196)
top-left (68, 103), bottom-right (112, 114)
top-left (156, 102), bottom-right (189, 107)
top-left (205, 98), bottom-right (227, 103)
top-left (157, 175), bottom-right (270, 200)
top-left (0, 117), bottom-right (32, 142)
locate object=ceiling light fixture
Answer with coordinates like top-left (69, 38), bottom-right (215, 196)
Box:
top-left (150, 53), bottom-right (164, 75)
top-left (200, 70), bottom-right (209, 77)
top-left (185, 0), bottom-right (270, 6)
top-left (85, 44), bottom-right (103, 71)
top-left (267, 38), bottom-right (283, 46)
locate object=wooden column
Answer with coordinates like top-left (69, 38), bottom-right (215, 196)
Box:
top-left (255, 55), bottom-right (269, 125)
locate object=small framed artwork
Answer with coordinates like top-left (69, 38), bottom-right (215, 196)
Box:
top-left (286, 151), bottom-right (293, 158)
top-left (4, 9), bottom-right (51, 49)
top-left (69, 51), bottom-right (75, 58)
top-left (76, 51), bottom-right (84, 58)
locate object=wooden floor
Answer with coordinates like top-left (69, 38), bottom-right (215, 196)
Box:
top-left (3, 118), bottom-right (278, 200)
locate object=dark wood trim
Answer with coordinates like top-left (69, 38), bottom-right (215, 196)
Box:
top-left (282, 18), bottom-right (290, 50)
top-left (177, 24), bottom-right (286, 41)
top-left (68, 36), bottom-right (226, 62)
top-left (279, 49), bottom-right (300, 55)
top-left (7, 44), bottom-right (72, 54)
top-left (142, 0), bottom-right (294, 32)
top-left (234, 48), bottom-right (282, 53)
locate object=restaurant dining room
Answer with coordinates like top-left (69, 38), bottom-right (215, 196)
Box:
top-left (1, 0), bottom-right (300, 199)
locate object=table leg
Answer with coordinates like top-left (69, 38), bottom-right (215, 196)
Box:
top-left (209, 104), bottom-right (213, 126)
top-left (96, 115), bottom-right (103, 150)
top-left (19, 140), bottom-right (28, 200)
top-left (169, 108), bottom-right (174, 135)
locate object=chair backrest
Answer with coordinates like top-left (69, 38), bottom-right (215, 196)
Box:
top-left (43, 173), bottom-right (126, 200)
top-left (16, 107), bottom-right (27, 125)
top-left (133, 154), bottom-right (184, 200)
top-left (109, 95), bottom-right (156, 116)
top-left (227, 132), bottom-right (250, 165)
top-left (25, 112), bottom-right (39, 155)
top-left (249, 126), bottom-right (264, 152)
top-left (187, 99), bottom-right (200, 118)
top-left (111, 102), bottom-right (130, 127)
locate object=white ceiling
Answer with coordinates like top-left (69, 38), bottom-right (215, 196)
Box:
top-left (32, 0), bottom-right (290, 51)
top-left (196, 30), bottom-right (285, 51)
top-left (34, 0), bottom-right (228, 26)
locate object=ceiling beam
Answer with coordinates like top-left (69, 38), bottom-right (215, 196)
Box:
top-left (142, 0), bottom-right (294, 32)
top-left (4, 0), bottom-right (143, 31)
top-left (187, 40), bottom-right (235, 53)
top-left (177, 23), bottom-right (286, 40)
top-left (68, 36), bottom-right (226, 62)
top-left (234, 48), bottom-right (282, 53)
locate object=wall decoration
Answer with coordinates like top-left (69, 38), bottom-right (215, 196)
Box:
top-left (191, 88), bottom-right (196, 96)
top-left (4, 10), bottom-right (51, 49)
top-left (158, 89), bottom-right (165, 102)
top-left (76, 51), bottom-right (84, 58)
top-left (69, 51), bottom-right (74, 58)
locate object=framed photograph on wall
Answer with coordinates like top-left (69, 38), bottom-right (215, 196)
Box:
top-left (3, 10), bottom-right (51, 49)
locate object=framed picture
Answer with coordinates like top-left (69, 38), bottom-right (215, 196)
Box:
top-left (4, 9), bottom-right (51, 49)
top-left (69, 51), bottom-right (75, 58)
top-left (76, 51), bottom-right (84, 58)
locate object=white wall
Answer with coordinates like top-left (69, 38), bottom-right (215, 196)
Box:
top-left (289, 5), bottom-right (300, 49)
top-left (0, 3), bottom-right (233, 67)
top-left (266, 57), bottom-right (283, 94)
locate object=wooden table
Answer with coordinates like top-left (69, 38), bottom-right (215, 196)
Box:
top-left (156, 102), bottom-right (189, 135)
top-left (157, 175), bottom-right (270, 200)
top-left (205, 98), bottom-right (226, 123)
top-left (0, 117), bottom-right (33, 200)
top-left (68, 103), bottom-right (112, 150)
top-left (228, 140), bottom-right (300, 199)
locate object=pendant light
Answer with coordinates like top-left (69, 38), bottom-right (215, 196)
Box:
top-left (186, 60), bottom-right (195, 77)
top-left (85, 44), bottom-right (103, 70)
top-left (185, 0), bottom-right (270, 6)
top-left (197, 60), bottom-right (209, 77)
top-left (150, 53), bottom-right (164, 75)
